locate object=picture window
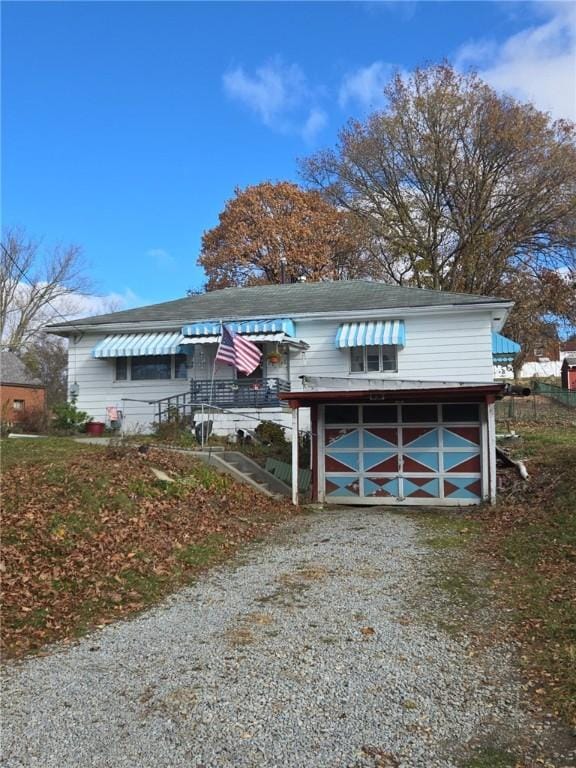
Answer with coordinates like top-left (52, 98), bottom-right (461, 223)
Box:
top-left (115, 354), bottom-right (188, 381)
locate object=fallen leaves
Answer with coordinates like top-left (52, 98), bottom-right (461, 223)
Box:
top-left (476, 425), bottom-right (576, 726)
top-left (1, 445), bottom-right (295, 660)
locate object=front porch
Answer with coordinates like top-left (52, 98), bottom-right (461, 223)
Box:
top-left (155, 377), bottom-right (290, 424)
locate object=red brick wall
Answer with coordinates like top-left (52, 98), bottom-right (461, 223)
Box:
top-left (1, 385), bottom-right (46, 423)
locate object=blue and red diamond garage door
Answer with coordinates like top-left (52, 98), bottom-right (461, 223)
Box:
top-left (322, 403), bottom-right (484, 505)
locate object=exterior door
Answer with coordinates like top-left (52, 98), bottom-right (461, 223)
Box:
top-left (322, 402), bottom-right (484, 505)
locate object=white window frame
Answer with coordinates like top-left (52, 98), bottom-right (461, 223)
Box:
top-left (349, 345), bottom-right (398, 374)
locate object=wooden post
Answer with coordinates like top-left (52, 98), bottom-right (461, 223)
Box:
top-left (487, 398), bottom-right (497, 504)
top-left (291, 405), bottom-right (299, 506)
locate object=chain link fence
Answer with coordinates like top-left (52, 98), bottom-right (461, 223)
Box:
top-left (496, 384), bottom-right (576, 424)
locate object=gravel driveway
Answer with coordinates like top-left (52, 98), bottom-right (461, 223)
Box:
top-left (1, 508), bottom-right (570, 768)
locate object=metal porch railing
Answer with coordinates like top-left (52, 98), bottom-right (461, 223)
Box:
top-left (155, 378), bottom-right (291, 426)
top-left (190, 378), bottom-right (290, 409)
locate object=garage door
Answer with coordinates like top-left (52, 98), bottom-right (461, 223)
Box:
top-left (322, 403), bottom-right (484, 505)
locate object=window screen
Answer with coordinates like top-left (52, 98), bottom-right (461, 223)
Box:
top-left (131, 355), bottom-right (171, 380)
top-left (350, 347), bottom-right (364, 372)
top-left (175, 354), bottom-right (188, 379)
top-left (366, 346), bottom-right (380, 372)
top-left (115, 358), bottom-right (128, 381)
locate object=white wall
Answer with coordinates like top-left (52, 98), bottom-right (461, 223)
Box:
top-left (494, 360), bottom-right (562, 380)
top-left (67, 334), bottom-right (299, 434)
top-left (289, 311), bottom-right (495, 386)
top-left (68, 334), bottom-right (196, 433)
top-left (66, 309), bottom-right (493, 434)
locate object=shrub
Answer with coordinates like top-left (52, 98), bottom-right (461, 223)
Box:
top-left (16, 408), bottom-right (49, 434)
top-left (255, 420), bottom-right (287, 445)
top-left (51, 402), bottom-right (92, 432)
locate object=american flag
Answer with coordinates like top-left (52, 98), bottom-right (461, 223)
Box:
top-left (215, 324), bottom-right (262, 375)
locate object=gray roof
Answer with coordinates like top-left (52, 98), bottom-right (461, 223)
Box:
top-left (0, 351), bottom-right (43, 387)
top-left (46, 280), bottom-right (510, 332)
top-left (564, 355), bottom-right (576, 366)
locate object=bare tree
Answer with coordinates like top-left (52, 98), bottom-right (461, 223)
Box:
top-left (22, 333), bottom-right (69, 406)
top-left (1, 227), bottom-right (92, 350)
top-left (301, 65), bottom-right (576, 350)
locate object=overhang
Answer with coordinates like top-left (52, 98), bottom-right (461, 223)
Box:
top-left (279, 381), bottom-right (506, 407)
top-left (182, 318), bottom-right (296, 337)
top-left (492, 333), bottom-right (521, 364)
top-left (179, 331), bottom-right (308, 349)
top-left (335, 320), bottom-right (405, 348)
top-left (92, 332), bottom-right (185, 358)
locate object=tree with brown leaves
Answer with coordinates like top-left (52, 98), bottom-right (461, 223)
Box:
top-left (199, 181), bottom-right (362, 290)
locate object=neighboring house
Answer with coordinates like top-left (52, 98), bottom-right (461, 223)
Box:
top-left (0, 351), bottom-right (46, 425)
top-left (47, 280), bottom-right (516, 507)
top-left (495, 338), bottom-right (576, 380)
top-left (561, 355), bottom-right (576, 391)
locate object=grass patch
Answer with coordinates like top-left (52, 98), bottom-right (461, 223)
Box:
top-left (502, 423), bottom-right (576, 458)
top-left (483, 423), bottom-right (576, 725)
top-left (461, 746), bottom-right (516, 768)
top-left (419, 513), bottom-right (481, 550)
top-left (414, 426), bottom-right (576, 724)
top-left (0, 437), bottom-right (94, 470)
top-left (117, 569), bottom-right (167, 604)
top-left (415, 512), bottom-right (490, 633)
top-left (175, 534), bottom-right (226, 569)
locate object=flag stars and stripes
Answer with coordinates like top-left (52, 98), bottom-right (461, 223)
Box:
top-left (215, 324), bottom-right (262, 375)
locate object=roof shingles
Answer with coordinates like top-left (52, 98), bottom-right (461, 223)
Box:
top-left (46, 280), bottom-right (510, 332)
top-left (0, 351), bottom-right (43, 387)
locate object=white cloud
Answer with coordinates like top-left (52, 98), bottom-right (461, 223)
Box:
top-left (456, 3), bottom-right (576, 121)
top-left (361, 1), bottom-right (418, 22)
top-left (301, 108), bottom-right (328, 142)
top-left (223, 60), bottom-right (306, 125)
top-left (222, 58), bottom-right (326, 142)
top-left (147, 248), bottom-right (176, 269)
top-left (339, 61), bottom-right (393, 109)
top-left (68, 289), bottom-right (142, 320)
top-left (2, 285), bottom-right (143, 344)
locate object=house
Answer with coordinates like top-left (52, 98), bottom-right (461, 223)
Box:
top-left (495, 337), bottom-right (576, 380)
top-left (0, 351), bottom-right (46, 426)
top-left (561, 355), bottom-right (576, 391)
top-left (47, 280), bottom-right (516, 507)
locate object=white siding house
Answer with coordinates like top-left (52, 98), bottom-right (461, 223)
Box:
top-left (48, 281), bottom-right (515, 506)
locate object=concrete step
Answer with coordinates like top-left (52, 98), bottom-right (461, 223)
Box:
top-left (191, 450), bottom-right (292, 498)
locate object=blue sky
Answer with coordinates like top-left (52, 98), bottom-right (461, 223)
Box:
top-left (2, 1), bottom-right (575, 313)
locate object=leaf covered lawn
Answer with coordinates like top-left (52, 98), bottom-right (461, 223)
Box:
top-left (479, 424), bottom-right (576, 725)
top-left (1, 441), bottom-right (295, 659)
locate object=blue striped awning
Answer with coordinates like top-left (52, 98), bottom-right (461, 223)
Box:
top-left (492, 332), bottom-right (521, 364)
top-left (92, 332), bottom-right (185, 358)
top-left (335, 320), bottom-right (405, 348)
top-left (182, 318), bottom-right (296, 337)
